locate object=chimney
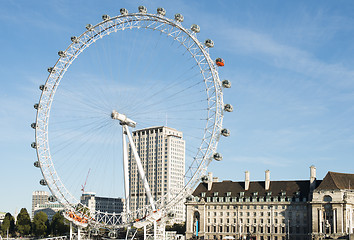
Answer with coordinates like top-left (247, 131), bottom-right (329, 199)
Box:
top-left (265, 170), bottom-right (270, 190)
top-left (310, 165), bottom-right (316, 192)
top-left (208, 172), bottom-right (213, 191)
top-left (245, 171), bottom-right (250, 191)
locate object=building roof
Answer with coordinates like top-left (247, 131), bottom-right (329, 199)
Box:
top-left (193, 179), bottom-right (321, 199)
top-left (133, 126), bottom-right (179, 132)
top-left (315, 171), bottom-right (354, 190)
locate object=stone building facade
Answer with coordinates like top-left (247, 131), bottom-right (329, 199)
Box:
top-left (185, 167), bottom-right (354, 240)
top-left (310, 172), bottom-right (354, 240)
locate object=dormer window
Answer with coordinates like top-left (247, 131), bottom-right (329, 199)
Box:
top-left (214, 192), bottom-right (218, 197)
top-left (281, 191), bottom-right (286, 196)
top-left (253, 192), bottom-right (258, 196)
top-left (201, 192), bottom-right (206, 197)
top-left (226, 192), bottom-right (231, 197)
top-left (266, 192), bottom-right (272, 196)
top-left (240, 192), bottom-right (245, 197)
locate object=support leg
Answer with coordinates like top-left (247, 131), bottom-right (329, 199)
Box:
top-left (125, 227), bottom-right (130, 240)
top-left (70, 222), bottom-right (72, 240)
top-left (122, 129), bottom-right (130, 215)
top-left (154, 221), bottom-right (157, 240)
top-left (144, 226), bottom-right (147, 240)
top-left (78, 227), bottom-right (81, 240)
top-left (125, 125), bottom-right (156, 211)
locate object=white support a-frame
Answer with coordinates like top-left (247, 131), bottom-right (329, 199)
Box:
top-left (112, 110), bottom-right (159, 240)
top-left (122, 128), bottom-right (130, 215)
top-left (124, 125), bottom-right (156, 211)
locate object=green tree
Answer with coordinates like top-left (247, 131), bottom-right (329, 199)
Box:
top-left (32, 211), bottom-right (48, 237)
top-left (15, 208), bottom-right (31, 236)
top-left (1, 213), bottom-right (15, 237)
top-left (50, 212), bottom-right (69, 236)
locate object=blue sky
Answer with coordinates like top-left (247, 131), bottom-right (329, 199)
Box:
top-left (1, 0), bottom-right (354, 215)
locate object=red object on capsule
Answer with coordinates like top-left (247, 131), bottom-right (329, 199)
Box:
top-left (215, 58), bottom-right (225, 67)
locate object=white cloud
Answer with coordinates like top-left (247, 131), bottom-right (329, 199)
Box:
top-left (220, 26), bottom-right (354, 87)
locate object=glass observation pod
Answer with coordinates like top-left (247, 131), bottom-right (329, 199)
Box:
top-left (138, 6), bottom-right (147, 14)
top-left (222, 80), bottom-right (231, 88)
top-left (120, 8), bottom-right (128, 15)
top-left (215, 58), bottom-right (225, 67)
top-left (213, 153), bottom-right (223, 161)
top-left (174, 13), bottom-right (184, 22)
top-left (157, 7), bottom-right (166, 16)
top-left (205, 39), bottom-right (214, 48)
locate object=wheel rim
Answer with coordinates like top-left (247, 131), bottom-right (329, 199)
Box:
top-left (34, 10), bottom-right (224, 228)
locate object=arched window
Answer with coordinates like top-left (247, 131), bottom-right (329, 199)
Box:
top-left (323, 195), bottom-right (332, 202)
top-left (193, 211), bottom-right (200, 234)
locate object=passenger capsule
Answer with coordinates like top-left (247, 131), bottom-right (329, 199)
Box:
top-left (85, 24), bottom-right (94, 31)
top-left (205, 39), bottom-right (214, 48)
top-left (102, 14), bottom-right (110, 21)
top-left (71, 36), bottom-right (79, 43)
top-left (224, 104), bottom-right (233, 112)
top-left (215, 58), bottom-right (225, 67)
top-left (48, 195), bottom-right (56, 202)
top-left (34, 161), bottom-right (40, 168)
top-left (157, 7), bottom-right (166, 16)
top-left (213, 153), bottom-right (223, 161)
top-left (222, 80), bottom-right (231, 88)
top-left (191, 24), bottom-right (200, 33)
top-left (108, 231), bottom-right (117, 239)
top-left (120, 8), bottom-right (128, 15)
top-left (201, 175), bottom-right (209, 182)
top-left (40, 179), bottom-right (47, 186)
top-left (47, 67), bottom-right (55, 73)
top-left (138, 6), bottom-right (147, 13)
top-left (34, 103), bottom-right (40, 110)
top-left (31, 142), bottom-right (37, 149)
top-left (174, 13), bottom-right (184, 22)
top-left (91, 229), bottom-right (99, 236)
top-left (31, 123), bottom-right (36, 129)
top-left (39, 85), bottom-right (47, 91)
top-left (58, 51), bottom-right (66, 57)
top-left (221, 128), bottom-right (230, 137)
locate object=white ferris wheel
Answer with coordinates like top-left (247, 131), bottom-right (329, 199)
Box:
top-left (31, 6), bottom-right (232, 239)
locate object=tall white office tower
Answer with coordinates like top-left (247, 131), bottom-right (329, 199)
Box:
top-left (128, 126), bottom-right (185, 224)
top-left (31, 191), bottom-right (49, 219)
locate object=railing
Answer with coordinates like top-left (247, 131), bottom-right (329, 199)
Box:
top-left (40, 236), bottom-right (69, 240)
